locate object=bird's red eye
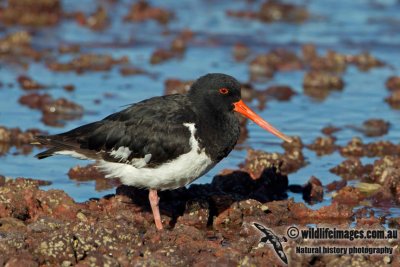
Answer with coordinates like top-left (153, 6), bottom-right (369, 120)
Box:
top-left (219, 88), bottom-right (229, 95)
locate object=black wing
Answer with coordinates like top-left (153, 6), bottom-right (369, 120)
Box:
top-left (253, 223), bottom-right (288, 264)
top-left (36, 94), bottom-right (196, 167)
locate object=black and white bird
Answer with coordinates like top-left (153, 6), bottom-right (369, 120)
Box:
top-left (35, 73), bottom-right (292, 230)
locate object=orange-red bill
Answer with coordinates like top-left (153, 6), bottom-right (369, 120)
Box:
top-left (233, 100), bottom-right (292, 143)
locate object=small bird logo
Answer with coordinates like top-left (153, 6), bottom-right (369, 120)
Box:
top-left (253, 222), bottom-right (288, 265)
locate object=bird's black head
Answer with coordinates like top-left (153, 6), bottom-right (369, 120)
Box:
top-left (189, 73), bottom-right (242, 113)
top-left (189, 73), bottom-right (293, 143)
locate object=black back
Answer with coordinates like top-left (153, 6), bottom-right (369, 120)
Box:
top-left (36, 73), bottom-right (243, 166)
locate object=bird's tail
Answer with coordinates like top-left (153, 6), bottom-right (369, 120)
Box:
top-left (34, 135), bottom-right (81, 159)
top-left (33, 135), bottom-right (58, 159)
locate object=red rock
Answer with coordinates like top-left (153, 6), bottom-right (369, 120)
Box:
top-left (17, 75), bottom-right (46, 90)
top-left (263, 85), bottom-right (297, 101)
top-left (58, 44), bottom-right (80, 54)
top-left (164, 79), bottom-right (193, 95)
top-left (385, 90), bottom-right (400, 109)
top-left (177, 199), bottom-right (209, 228)
top-left (75, 252), bottom-right (119, 267)
top-left (150, 49), bottom-right (176, 64)
top-left (170, 36), bottom-right (187, 53)
top-left (249, 56), bottom-right (275, 80)
top-left (119, 66), bottom-right (147, 76)
top-left (232, 43), bottom-right (250, 61)
top-left (0, 31), bottom-right (42, 62)
top-left (63, 84), bottom-right (75, 92)
top-left (290, 201), bottom-right (353, 221)
top-left (227, 0), bottom-right (309, 23)
top-left (0, 126), bottom-right (47, 155)
top-left (124, 1), bottom-right (173, 24)
top-left (259, 0), bottom-right (309, 23)
top-left (5, 256), bottom-right (38, 267)
top-left (332, 186), bottom-right (366, 206)
top-left (75, 6), bottom-right (109, 31)
top-left (321, 125), bottom-right (342, 136)
top-left (68, 164), bottom-right (120, 191)
top-left (18, 93), bottom-right (83, 126)
top-left (347, 52), bottom-right (384, 71)
top-left (0, 0), bottom-right (61, 26)
top-left (302, 43), bottom-right (318, 62)
top-left (326, 180), bottom-right (347, 192)
top-left (1, 177), bottom-right (395, 265)
top-left (47, 54), bottom-right (129, 73)
top-left (385, 76), bottom-right (400, 91)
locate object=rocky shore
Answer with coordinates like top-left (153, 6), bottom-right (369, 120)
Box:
top-left (0, 171), bottom-right (398, 266)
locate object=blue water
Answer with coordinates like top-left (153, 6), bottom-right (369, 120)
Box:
top-left (0, 0), bottom-right (400, 219)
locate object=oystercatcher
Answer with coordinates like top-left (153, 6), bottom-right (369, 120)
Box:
top-left (35, 73), bottom-right (292, 230)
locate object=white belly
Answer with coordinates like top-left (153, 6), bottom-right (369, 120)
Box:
top-left (96, 123), bottom-right (215, 190)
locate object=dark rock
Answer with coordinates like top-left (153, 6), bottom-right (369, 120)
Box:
top-left (303, 71), bottom-right (344, 99)
top-left (339, 137), bottom-right (400, 158)
top-left (63, 84), bottom-right (75, 92)
top-left (307, 136), bottom-right (338, 156)
top-left (361, 119), bottom-right (390, 137)
top-left (308, 50), bottom-right (347, 72)
top-left (177, 199), bottom-right (209, 228)
top-left (150, 49), bottom-right (177, 64)
top-left (241, 137), bottom-right (304, 178)
top-left (302, 176), bottom-right (324, 204)
top-left (321, 125), bottom-right (342, 136)
top-left (263, 85), bottom-right (297, 101)
top-left (326, 180), bottom-right (347, 192)
top-left (347, 119), bottom-right (390, 137)
top-left (330, 158), bottom-right (372, 180)
top-left (339, 137), bottom-right (365, 157)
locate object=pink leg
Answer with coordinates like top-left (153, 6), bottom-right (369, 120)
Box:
top-left (149, 189), bottom-right (163, 230)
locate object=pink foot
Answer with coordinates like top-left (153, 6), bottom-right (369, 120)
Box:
top-left (149, 189), bottom-right (163, 230)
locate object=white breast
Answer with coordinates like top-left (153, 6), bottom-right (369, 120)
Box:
top-left (97, 123), bottom-right (214, 190)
